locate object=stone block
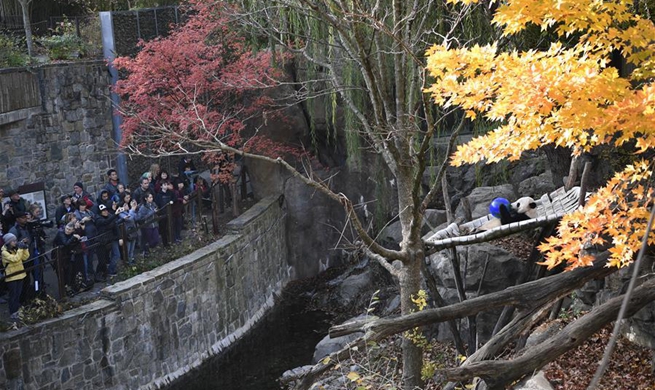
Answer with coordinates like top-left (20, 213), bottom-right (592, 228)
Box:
top-left (3, 349), bottom-right (22, 380)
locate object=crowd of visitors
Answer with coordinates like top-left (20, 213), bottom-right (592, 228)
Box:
top-left (0, 159), bottom-right (212, 321)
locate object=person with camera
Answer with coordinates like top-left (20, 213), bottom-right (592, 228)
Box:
top-left (2, 190), bottom-right (28, 229)
top-left (74, 201), bottom-right (97, 284)
top-left (8, 211), bottom-right (45, 299)
top-left (172, 179), bottom-right (189, 243)
top-left (117, 192), bottom-right (138, 265)
top-left (2, 232), bottom-right (30, 320)
top-left (52, 222), bottom-right (86, 295)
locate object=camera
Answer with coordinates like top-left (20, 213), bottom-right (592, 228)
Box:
top-left (27, 219), bottom-right (54, 230)
top-left (26, 219), bottom-right (54, 242)
top-left (17, 241), bottom-right (28, 250)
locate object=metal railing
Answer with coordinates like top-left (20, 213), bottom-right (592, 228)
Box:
top-left (0, 187), bottom-right (210, 302)
top-left (0, 165), bottom-right (252, 306)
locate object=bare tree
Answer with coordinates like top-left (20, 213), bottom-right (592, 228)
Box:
top-left (17, 0), bottom-right (34, 57)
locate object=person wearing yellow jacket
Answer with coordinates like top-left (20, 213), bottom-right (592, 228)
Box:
top-left (2, 233), bottom-right (30, 320)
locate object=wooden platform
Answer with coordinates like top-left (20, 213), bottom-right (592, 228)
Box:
top-left (424, 187), bottom-right (586, 251)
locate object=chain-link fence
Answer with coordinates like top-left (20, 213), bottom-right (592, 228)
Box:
top-left (1, 14), bottom-right (100, 37)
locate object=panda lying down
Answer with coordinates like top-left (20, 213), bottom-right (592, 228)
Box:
top-left (478, 196), bottom-right (538, 231)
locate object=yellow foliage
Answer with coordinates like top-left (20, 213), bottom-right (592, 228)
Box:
top-left (427, 1), bottom-right (655, 270)
top-left (537, 161), bottom-right (654, 270)
top-left (411, 289), bottom-right (429, 311)
top-left (347, 371), bottom-right (361, 382)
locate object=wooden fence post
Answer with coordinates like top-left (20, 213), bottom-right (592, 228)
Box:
top-left (55, 246), bottom-right (65, 301)
top-left (166, 202), bottom-right (174, 244)
top-left (196, 188), bottom-right (203, 224)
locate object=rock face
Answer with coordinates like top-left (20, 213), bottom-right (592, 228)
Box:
top-left (518, 170), bottom-right (557, 199)
top-left (247, 157), bottom-right (384, 279)
top-left (336, 269), bottom-right (374, 307)
top-left (513, 372), bottom-right (555, 390)
top-left (428, 243), bottom-right (525, 342)
top-left (455, 184), bottom-right (516, 220)
top-left (601, 257), bottom-right (655, 351)
top-left (312, 331), bottom-right (361, 364)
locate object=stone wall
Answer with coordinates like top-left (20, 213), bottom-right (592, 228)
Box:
top-left (0, 195), bottom-right (291, 390)
top-left (0, 61), bottom-right (115, 216)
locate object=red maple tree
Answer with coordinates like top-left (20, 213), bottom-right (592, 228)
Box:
top-left (113, 0), bottom-right (295, 180)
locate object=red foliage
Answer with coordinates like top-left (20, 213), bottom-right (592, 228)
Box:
top-left (113, 0), bottom-right (295, 161)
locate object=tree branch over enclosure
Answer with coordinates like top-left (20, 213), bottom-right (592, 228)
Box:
top-left (330, 251), bottom-right (614, 339)
top-left (446, 276), bottom-right (655, 388)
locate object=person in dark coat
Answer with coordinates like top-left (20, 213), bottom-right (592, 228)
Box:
top-left (74, 202), bottom-right (97, 284)
top-left (101, 169), bottom-right (121, 199)
top-left (2, 190), bottom-right (28, 229)
top-left (52, 222), bottom-right (85, 294)
top-left (55, 195), bottom-right (75, 228)
top-left (137, 192), bottom-right (160, 257)
top-left (154, 181), bottom-right (175, 247)
top-left (93, 204), bottom-right (120, 280)
top-left (93, 190), bottom-right (112, 214)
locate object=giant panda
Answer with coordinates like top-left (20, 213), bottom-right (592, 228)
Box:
top-left (499, 196), bottom-right (538, 224)
top-left (478, 196), bottom-right (538, 231)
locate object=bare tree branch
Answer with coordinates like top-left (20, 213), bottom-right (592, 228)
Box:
top-left (330, 251), bottom-right (614, 338)
top-left (447, 277), bottom-right (655, 388)
top-left (587, 203), bottom-right (655, 389)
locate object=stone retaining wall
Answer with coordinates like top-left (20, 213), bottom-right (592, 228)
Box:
top-left (0, 195), bottom-right (291, 390)
top-left (0, 61), bottom-right (115, 216)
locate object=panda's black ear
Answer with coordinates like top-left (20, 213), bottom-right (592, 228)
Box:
top-left (529, 202), bottom-right (537, 209)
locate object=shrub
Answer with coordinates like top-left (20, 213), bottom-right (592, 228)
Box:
top-left (0, 34), bottom-right (28, 67)
top-left (38, 18), bottom-right (87, 61)
top-left (78, 15), bottom-right (103, 58)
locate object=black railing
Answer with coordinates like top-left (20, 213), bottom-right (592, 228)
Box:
top-left (0, 186), bottom-right (211, 303)
top-left (0, 166), bottom-right (256, 306)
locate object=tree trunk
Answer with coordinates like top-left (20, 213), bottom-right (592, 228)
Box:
top-left (399, 258), bottom-right (424, 390)
top-left (18, 0), bottom-right (33, 57)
